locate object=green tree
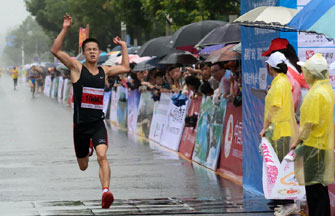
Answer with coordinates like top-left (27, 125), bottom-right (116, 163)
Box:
top-left (103, 0), bottom-right (164, 44)
top-left (25, 0), bottom-right (121, 53)
top-left (141, 0), bottom-right (240, 31)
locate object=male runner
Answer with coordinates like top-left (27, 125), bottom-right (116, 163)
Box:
top-left (51, 14), bottom-right (130, 208)
top-left (28, 66), bottom-right (41, 98)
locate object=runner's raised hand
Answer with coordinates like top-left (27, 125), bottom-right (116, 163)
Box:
top-left (63, 13), bottom-right (72, 29)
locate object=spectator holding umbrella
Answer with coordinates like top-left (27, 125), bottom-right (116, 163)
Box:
top-left (290, 53), bottom-right (334, 216)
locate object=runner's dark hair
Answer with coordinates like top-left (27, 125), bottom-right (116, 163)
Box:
top-left (82, 38), bottom-right (100, 51)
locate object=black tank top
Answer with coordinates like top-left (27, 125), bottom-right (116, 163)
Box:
top-left (73, 65), bottom-right (105, 124)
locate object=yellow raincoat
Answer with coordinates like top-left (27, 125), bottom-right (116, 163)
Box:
top-left (264, 73), bottom-right (297, 161)
top-left (295, 79), bottom-right (334, 186)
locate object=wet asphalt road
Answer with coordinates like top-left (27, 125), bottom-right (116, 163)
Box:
top-left (0, 75), bottom-right (273, 215)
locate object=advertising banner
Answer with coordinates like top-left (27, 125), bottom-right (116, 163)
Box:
top-left (116, 86), bottom-right (128, 130)
top-left (260, 138), bottom-right (306, 200)
top-left (217, 102), bottom-right (243, 183)
top-left (241, 0), bottom-right (280, 193)
top-left (62, 79), bottom-right (71, 104)
top-left (57, 76), bottom-right (64, 103)
top-left (149, 93), bottom-right (172, 143)
top-left (192, 97), bottom-right (228, 170)
top-left (179, 96), bottom-right (203, 159)
top-left (136, 91), bottom-right (155, 138)
top-left (109, 89), bottom-right (118, 127)
top-left (51, 77), bottom-right (60, 99)
top-left (160, 95), bottom-right (189, 151)
top-left (103, 91), bottom-right (111, 115)
top-left (296, 0), bottom-right (335, 91)
top-left (127, 89), bottom-right (141, 134)
top-left (43, 75), bottom-right (51, 96)
top-left (49, 77), bottom-right (53, 97)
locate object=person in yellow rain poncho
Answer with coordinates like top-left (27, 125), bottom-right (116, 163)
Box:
top-left (290, 53), bottom-right (334, 216)
top-left (259, 52), bottom-right (300, 216)
top-left (260, 52), bottom-right (297, 162)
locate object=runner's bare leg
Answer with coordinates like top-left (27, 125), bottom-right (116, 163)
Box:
top-left (77, 156), bottom-right (89, 171)
top-left (95, 144), bottom-right (110, 188)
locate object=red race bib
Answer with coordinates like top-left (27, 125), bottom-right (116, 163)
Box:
top-left (81, 87), bottom-right (104, 110)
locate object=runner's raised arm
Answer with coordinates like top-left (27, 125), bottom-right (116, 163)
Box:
top-left (51, 14), bottom-right (81, 73)
top-left (102, 36), bottom-right (130, 76)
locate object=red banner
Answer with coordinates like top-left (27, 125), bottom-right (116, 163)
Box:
top-left (79, 25), bottom-right (89, 51)
top-left (178, 97), bottom-right (202, 159)
top-left (217, 102), bottom-right (243, 184)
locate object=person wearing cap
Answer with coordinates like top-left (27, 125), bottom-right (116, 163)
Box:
top-left (260, 52), bottom-right (297, 161)
top-left (290, 53), bottom-right (334, 216)
top-left (259, 52), bottom-right (300, 216)
top-left (262, 38), bottom-right (308, 121)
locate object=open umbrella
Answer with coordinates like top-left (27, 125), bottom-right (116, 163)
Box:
top-left (115, 54), bottom-right (151, 65)
top-left (102, 53), bottom-right (119, 66)
top-left (199, 44), bottom-right (226, 58)
top-left (168, 20), bottom-right (226, 52)
top-left (205, 44), bottom-right (240, 63)
top-left (230, 43), bottom-right (241, 54)
top-left (138, 36), bottom-right (174, 57)
top-left (159, 52), bottom-right (198, 65)
top-left (233, 6), bottom-right (298, 30)
top-left (287, 0), bottom-right (335, 41)
top-left (133, 57), bottom-right (162, 71)
top-left (196, 23), bottom-right (240, 48)
top-left (81, 52), bottom-right (110, 65)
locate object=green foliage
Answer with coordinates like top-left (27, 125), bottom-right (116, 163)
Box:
top-left (141, 0), bottom-right (240, 31)
top-left (0, 0), bottom-right (240, 65)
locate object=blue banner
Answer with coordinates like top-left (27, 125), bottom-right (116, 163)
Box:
top-left (241, 0), bottom-right (280, 194)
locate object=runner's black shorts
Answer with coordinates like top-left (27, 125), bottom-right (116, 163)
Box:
top-left (73, 120), bottom-right (108, 158)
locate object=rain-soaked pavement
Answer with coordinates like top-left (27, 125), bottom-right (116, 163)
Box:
top-left (0, 74), bottom-right (274, 215)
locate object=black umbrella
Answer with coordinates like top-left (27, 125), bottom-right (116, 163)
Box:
top-left (196, 23), bottom-right (241, 48)
top-left (128, 46), bottom-right (141, 55)
top-left (168, 20), bottom-right (227, 49)
top-left (137, 36), bottom-right (176, 57)
top-left (133, 57), bottom-right (162, 71)
top-left (159, 52), bottom-right (197, 65)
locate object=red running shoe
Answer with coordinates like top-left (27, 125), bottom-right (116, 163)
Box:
top-left (89, 140), bottom-right (94, 157)
top-left (101, 191), bottom-right (114, 208)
